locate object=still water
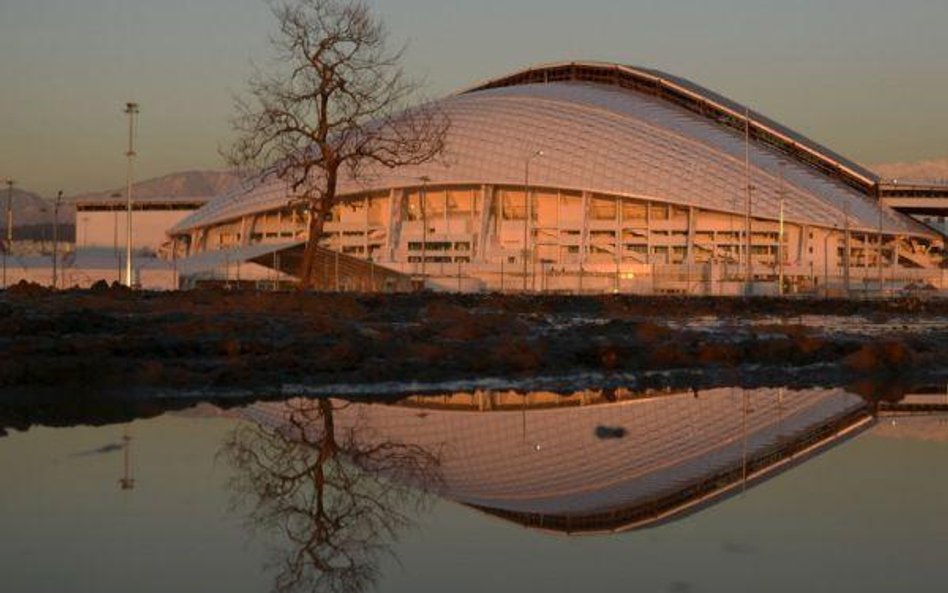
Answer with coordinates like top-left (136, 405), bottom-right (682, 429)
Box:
top-left (2, 387), bottom-right (947, 593)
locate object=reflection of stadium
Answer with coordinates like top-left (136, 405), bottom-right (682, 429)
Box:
top-left (173, 62), bottom-right (944, 293)
top-left (240, 387), bottom-right (874, 535)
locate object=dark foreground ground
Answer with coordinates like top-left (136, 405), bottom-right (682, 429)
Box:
top-left (1, 282), bottom-right (947, 433)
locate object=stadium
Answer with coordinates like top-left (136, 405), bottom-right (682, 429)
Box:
top-left (171, 62), bottom-right (946, 294)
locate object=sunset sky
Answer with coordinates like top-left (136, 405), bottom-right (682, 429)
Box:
top-left (2, 0), bottom-right (947, 197)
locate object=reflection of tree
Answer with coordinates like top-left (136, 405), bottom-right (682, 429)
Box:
top-left (221, 398), bottom-right (441, 593)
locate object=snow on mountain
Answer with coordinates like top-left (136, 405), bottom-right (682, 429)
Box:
top-left (68, 169), bottom-right (239, 202)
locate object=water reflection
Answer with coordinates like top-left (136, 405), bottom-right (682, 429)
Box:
top-left (224, 386), bottom-right (873, 590)
top-left (220, 398), bottom-right (442, 593)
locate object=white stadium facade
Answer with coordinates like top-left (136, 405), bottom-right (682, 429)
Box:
top-left (172, 62), bottom-right (947, 294)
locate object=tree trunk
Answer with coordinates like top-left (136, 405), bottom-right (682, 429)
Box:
top-left (297, 210), bottom-right (328, 291)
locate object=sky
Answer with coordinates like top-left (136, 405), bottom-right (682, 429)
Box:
top-left (1, 0), bottom-right (947, 197)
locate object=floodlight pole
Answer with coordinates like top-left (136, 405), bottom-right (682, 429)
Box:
top-left (843, 199), bottom-right (851, 297)
top-left (4, 179), bottom-right (12, 247)
top-left (777, 162), bottom-right (786, 295)
top-left (778, 198), bottom-right (785, 296)
top-left (52, 190), bottom-right (63, 289)
top-left (876, 186), bottom-right (884, 294)
top-left (418, 176), bottom-right (430, 284)
top-left (744, 107), bottom-right (753, 293)
top-left (523, 150), bottom-right (543, 292)
top-left (3, 178), bottom-right (13, 288)
top-left (123, 102), bottom-right (139, 287)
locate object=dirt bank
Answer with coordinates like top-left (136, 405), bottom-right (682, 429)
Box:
top-left (1, 285), bottom-right (945, 403)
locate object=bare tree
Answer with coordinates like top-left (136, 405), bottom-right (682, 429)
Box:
top-left (221, 398), bottom-right (442, 593)
top-left (225, 0), bottom-right (449, 289)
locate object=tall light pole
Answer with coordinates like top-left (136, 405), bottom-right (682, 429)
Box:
top-left (52, 190), bottom-right (63, 289)
top-left (523, 150), bottom-right (543, 292)
top-left (110, 192), bottom-right (122, 279)
top-left (777, 161), bottom-right (786, 295)
top-left (877, 186), bottom-right (885, 294)
top-left (418, 176), bottom-right (430, 284)
top-left (743, 106), bottom-right (753, 293)
top-left (3, 178), bottom-right (13, 288)
top-left (843, 199), bottom-right (851, 297)
top-left (123, 102), bottom-right (139, 287)
top-left (4, 178), bottom-right (12, 247)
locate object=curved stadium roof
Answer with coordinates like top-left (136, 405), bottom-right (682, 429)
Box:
top-left (176, 61), bottom-right (932, 238)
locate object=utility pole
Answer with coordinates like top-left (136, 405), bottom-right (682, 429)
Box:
top-left (743, 107), bottom-right (753, 294)
top-left (877, 186), bottom-right (884, 295)
top-left (111, 192), bottom-right (122, 279)
top-left (52, 190), bottom-right (63, 288)
top-left (523, 150), bottom-right (543, 292)
top-left (778, 198), bottom-right (785, 295)
top-left (123, 102), bottom-right (139, 287)
top-left (3, 178), bottom-right (13, 288)
top-left (418, 176), bottom-right (430, 286)
top-left (778, 162), bottom-right (786, 295)
top-left (843, 200), bottom-right (851, 297)
top-left (4, 178), bottom-right (12, 247)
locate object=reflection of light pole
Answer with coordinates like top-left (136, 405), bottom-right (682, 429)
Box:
top-left (119, 426), bottom-right (135, 491)
top-left (52, 190), bottom-right (63, 289)
top-left (123, 102), bottom-right (139, 287)
top-left (523, 150), bottom-right (543, 291)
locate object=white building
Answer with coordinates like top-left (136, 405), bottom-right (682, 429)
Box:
top-left (74, 194), bottom-right (208, 256)
top-left (172, 62), bottom-right (945, 294)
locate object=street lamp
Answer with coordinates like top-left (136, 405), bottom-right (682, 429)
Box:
top-left (523, 150), bottom-right (543, 292)
top-left (123, 102), bottom-right (139, 287)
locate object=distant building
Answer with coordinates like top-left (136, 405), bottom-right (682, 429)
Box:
top-left (74, 194), bottom-right (209, 255)
top-left (171, 61), bottom-right (946, 294)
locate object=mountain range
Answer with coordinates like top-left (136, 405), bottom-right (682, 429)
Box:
top-left (1, 170), bottom-right (238, 232)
